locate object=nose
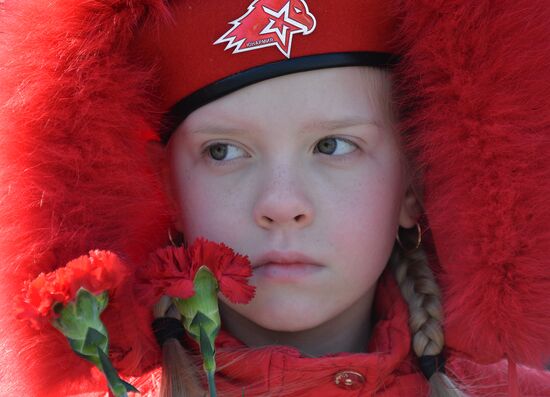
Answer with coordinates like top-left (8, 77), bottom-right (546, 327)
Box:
top-left (253, 165), bottom-right (314, 230)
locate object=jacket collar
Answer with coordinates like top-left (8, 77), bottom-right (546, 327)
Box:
top-left (202, 271), bottom-right (419, 395)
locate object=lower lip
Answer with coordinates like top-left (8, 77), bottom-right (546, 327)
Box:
top-left (254, 263), bottom-right (322, 281)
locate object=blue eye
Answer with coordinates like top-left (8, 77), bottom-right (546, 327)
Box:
top-left (205, 143), bottom-right (247, 161)
top-left (315, 137), bottom-right (357, 155)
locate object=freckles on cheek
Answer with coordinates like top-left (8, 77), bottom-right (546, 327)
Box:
top-left (324, 182), bottom-right (398, 245)
top-left (179, 175), bottom-right (248, 241)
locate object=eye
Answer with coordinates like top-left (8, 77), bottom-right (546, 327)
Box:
top-left (205, 143), bottom-right (247, 162)
top-left (314, 137), bottom-right (357, 156)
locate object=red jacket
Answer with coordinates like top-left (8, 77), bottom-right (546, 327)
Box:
top-left (192, 272), bottom-right (429, 396)
top-left (121, 272), bottom-right (550, 397)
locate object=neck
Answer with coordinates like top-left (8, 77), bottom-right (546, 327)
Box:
top-left (219, 287), bottom-right (377, 357)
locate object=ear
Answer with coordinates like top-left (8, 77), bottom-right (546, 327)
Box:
top-left (399, 185), bottom-right (422, 228)
top-left (146, 140), bottom-right (184, 231)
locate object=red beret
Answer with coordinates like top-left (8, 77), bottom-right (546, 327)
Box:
top-left (136, 0), bottom-right (398, 139)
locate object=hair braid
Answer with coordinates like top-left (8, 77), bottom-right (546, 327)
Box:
top-left (390, 230), bottom-right (467, 397)
top-left (391, 243), bottom-right (444, 357)
top-left (154, 297), bottom-right (206, 397)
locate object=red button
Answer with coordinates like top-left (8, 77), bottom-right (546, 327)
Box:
top-left (334, 370), bottom-right (366, 390)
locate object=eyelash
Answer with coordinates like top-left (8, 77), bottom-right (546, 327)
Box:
top-left (201, 136), bottom-right (359, 166)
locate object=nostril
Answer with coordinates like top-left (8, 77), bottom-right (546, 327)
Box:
top-left (294, 214), bottom-right (305, 222)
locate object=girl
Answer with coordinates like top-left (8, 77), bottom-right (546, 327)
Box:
top-left (1, 1), bottom-right (549, 396)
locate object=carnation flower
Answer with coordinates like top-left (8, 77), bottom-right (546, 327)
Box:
top-left (16, 250), bottom-right (129, 330)
top-left (140, 237), bottom-right (255, 304)
top-left (188, 237), bottom-right (256, 304)
top-left (141, 237), bottom-right (256, 397)
top-left (139, 244), bottom-right (195, 302)
top-left (16, 250), bottom-right (137, 397)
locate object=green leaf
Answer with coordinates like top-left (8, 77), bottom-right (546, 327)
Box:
top-left (121, 379), bottom-right (140, 393)
top-left (52, 289), bottom-right (108, 341)
top-left (98, 346), bottom-right (139, 396)
top-left (48, 288), bottom-right (139, 396)
top-left (199, 325), bottom-right (215, 365)
top-left (176, 267), bottom-right (221, 343)
top-left (53, 301), bottom-right (88, 339)
top-left (82, 327), bottom-right (109, 356)
top-left (67, 336), bottom-right (85, 353)
top-left (173, 266), bottom-right (224, 397)
top-left (190, 311), bottom-right (215, 329)
top-left (95, 290), bottom-right (109, 313)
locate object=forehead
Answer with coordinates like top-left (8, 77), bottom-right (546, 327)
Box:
top-left (180, 67), bottom-right (391, 132)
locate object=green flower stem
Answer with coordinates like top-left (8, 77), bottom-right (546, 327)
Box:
top-left (51, 288), bottom-right (138, 397)
top-left (174, 266), bottom-right (221, 397)
top-left (207, 369), bottom-right (217, 397)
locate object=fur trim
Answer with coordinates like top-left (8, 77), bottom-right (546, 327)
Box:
top-left (0, 1), bottom-right (171, 395)
top-left (0, 0), bottom-right (549, 395)
top-left (393, 0), bottom-right (550, 366)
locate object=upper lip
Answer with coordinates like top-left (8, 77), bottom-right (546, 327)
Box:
top-left (254, 250), bottom-right (320, 268)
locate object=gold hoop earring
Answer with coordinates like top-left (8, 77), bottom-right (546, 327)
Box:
top-left (168, 228), bottom-right (186, 247)
top-left (396, 222), bottom-right (422, 252)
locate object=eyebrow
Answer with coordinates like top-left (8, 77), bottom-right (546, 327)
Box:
top-left (189, 117), bottom-right (380, 136)
top-left (190, 126), bottom-right (249, 136)
top-left (301, 117), bottom-right (381, 133)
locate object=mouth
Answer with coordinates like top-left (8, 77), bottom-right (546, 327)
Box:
top-left (253, 251), bottom-right (323, 281)
top-left (254, 250), bottom-right (320, 268)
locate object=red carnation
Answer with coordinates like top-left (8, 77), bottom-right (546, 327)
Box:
top-left (16, 250), bottom-right (129, 330)
top-left (188, 238), bottom-right (256, 304)
top-left (146, 238), bottom-right (256, 396)
top-left (141, 238), bottom-right (256, 305)
top-left (139, 245), bottom-right (195, 302)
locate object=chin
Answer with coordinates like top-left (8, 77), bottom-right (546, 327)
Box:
top-left (240, 301), bottom-right (330, 332)
top-left (220, 291), bottom-right (339, 333)
top-left (254, 316), bottom-right (322, 333)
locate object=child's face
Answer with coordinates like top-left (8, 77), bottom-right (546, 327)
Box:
top-left (168, 67), bottom-right (417, 332)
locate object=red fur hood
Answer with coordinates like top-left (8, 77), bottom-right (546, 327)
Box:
top-left (0, 0), bottom-right (549, 395)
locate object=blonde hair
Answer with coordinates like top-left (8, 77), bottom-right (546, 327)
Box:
top-left (154, 297), bottom-right (206, 397)
top-left (390, 230), bottom-right (466, 397)
top-left (382, 61), bottom-right (466, 396)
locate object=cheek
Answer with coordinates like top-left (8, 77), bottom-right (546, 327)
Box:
top-left (174, 168), bottom-right (251, 243)
top-left (321, 165), bottom-right (403, 265)
top-left (328, 197), bottom-right (398, 261)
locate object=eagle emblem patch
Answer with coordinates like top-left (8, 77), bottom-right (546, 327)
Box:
top-left (214, 0), bottom-right (317, 58)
